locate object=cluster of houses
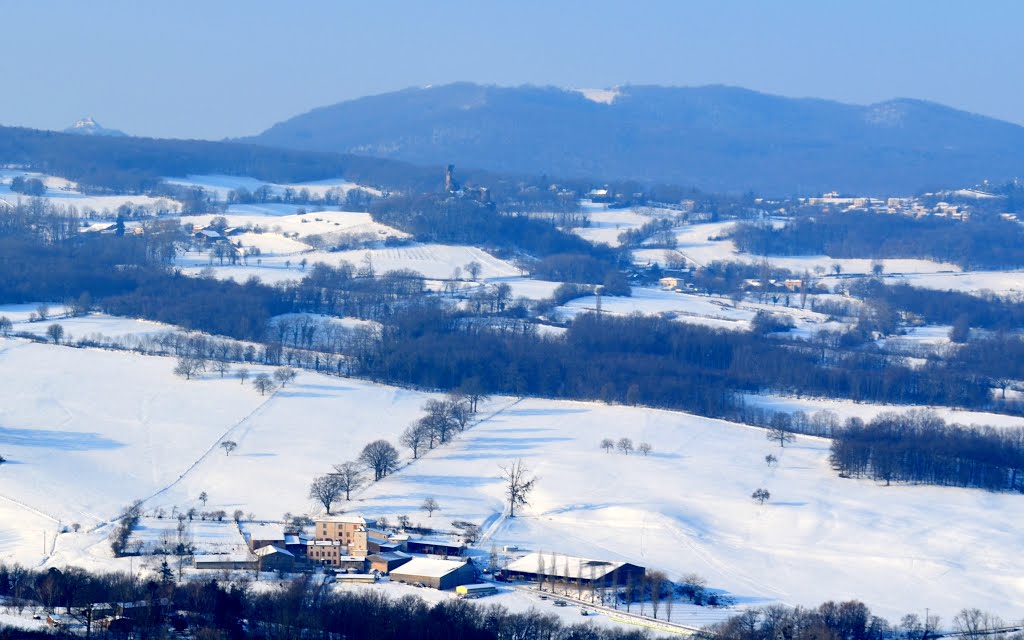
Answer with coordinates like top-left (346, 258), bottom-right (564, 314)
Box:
top-left (193, 514), bottom-right (478, 590)
top-left (188, 514), bottom-right (647, 597)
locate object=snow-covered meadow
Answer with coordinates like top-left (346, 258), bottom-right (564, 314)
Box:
top-left (164, 174), bottom-right (382, 201)
top-left (0, 170), bottom-right (179, 215)
top-left (0, 336), bottom-right (1021, 623)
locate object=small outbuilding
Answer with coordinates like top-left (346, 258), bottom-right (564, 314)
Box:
top-left (368, 551), bottom-right (412, 574)
top-left (388, 558), bottom-right (476, 590)
top-left (244, 523), bottom-right (286, 550)
top-left (404, 536), bottom-right (465, 557)
top-left (193, 553), bottom-right (256, 571)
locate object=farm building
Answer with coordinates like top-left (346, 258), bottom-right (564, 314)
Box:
top-left (388, 558), bottom-right (477, 590)
top-left (368, 551), bottom-right (412, 574)
top-left (243, 523), bottom-right (286, 550)
top-left (193, 553), bottom-right (256, 570)
top-left (284, 533), bottom-right (309, 559)
top-left (254, 545), bottom-right (295, 572)
top-left (404, 536), bottom-right (465, 557)
top-left (334, 573), bottom-right (377, 584)
top-left (504, 553), bottom-right (645, 587)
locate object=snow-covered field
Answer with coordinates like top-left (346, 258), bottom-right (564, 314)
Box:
top-left (884, 270), bottom-right (1024, 296)
top-left (179, 243), bottom-right (521, 282)
top-left (164, 174), bottom-right (382, 201)
top-left (8, 313), bottom-right (181, 344)
top-left (1, 337), bottom-right (1020, 622)
top-left (355, 399), bottom-right (1024, 623)
top-left (572, 206), bottom-right (654, 247)
top-left (180, 210), bottom-right (409, 250)
top-left (632, 222), bottom-right (962, 279)
top-left (743, 394), bottom-right (1024, 430)
top-left (0, 170), bottom-right (180, 214)
top-left (0, 339), bottom-right (437, 572)
top-left (556, 287), bottom-right (835, 333)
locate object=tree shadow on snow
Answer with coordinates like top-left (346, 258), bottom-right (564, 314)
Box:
top-left (390, 474), bottom-right (502, 487)
top-left (0, 427), bottom-right (124, 451)
top-left (500, 408), bottom-right (590, 417)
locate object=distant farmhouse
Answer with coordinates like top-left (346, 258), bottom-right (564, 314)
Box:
top-left (190, 514), bottom-right (474, 590)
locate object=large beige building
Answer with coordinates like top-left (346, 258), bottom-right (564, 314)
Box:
top-left (309, 514), bottom-right (387, 565)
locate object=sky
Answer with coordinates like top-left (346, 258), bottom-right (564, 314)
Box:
top-left (1, 0), bottom-right (1021, 140)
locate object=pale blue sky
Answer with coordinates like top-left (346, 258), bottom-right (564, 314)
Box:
top-left (2, 0), bottom-right (1021, 139)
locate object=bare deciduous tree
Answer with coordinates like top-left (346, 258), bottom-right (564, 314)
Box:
top-left (198, 491), bottom-right (208, 506)
top-left (401, 421), bottom-right (429, 459)
top-left (766, 426), bottom-right (795, 448)
top-left (330, 461), bottom-right (365, 500)
top-left (309, 474), bottom-right (344, 514)
top-left (420, 497), bottom-right (440, 517)
top-left (211, 361), bottom-right (231, 378)
top-left (252, 373), bottom-right (275, 396)
top-left (174, 356), bottom-right (206, 380)
top-left (600, 438), bottom-right (615, 453)
top-left (501, 459), bottom-right (536, 517)
top-left (765, 454), bottom-right (778, 466)
top-left (220, 440), bottom-right (237, 456)
top-left (273, 366), bottom-right (297, 387)
top-left (617, 438), bottom-right (634, 455)
top-left (46, 323), bottom-right (64, 344)
top-left (237, 367), bottom-right (250, 385)
top-left (647, 570), bottom-right (668, 619)
top-left (638, 442), bottom-right (652, 456)
top-left (752, 488), bottom-right (771, 505)
top-left (359, 440), bottom-right (400, 481)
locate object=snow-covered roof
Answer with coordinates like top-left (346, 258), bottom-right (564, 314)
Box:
top-left (244, 523), bottom-right (285, 542)
top-left (369, 551), bottom-right (411, 561)
top-left (407, 536), bottom-right (465, 548)
top-left (505, 553), bottom-right (634, 580)
top-left (317, 514), bottom-right (374, 525)
top-left (255, 545), bottom-right (293, 558)
top-left (389, 557), bottom-right (469, 579)
top-left (194, 552), bottom-right (255, 563)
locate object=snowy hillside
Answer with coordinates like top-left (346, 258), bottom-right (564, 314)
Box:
top-left (0, 170), bottom-right (179, 214)
top-left (0, 335), bottom-right (1021, 622)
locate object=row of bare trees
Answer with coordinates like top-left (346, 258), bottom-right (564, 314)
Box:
top-left (599, 437), bottom-right (652, 455)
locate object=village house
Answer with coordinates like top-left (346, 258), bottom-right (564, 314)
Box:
top-left (308, 514), bottom-right (389, 564)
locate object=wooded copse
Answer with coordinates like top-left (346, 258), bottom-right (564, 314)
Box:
top-left (830, 411), bottom-right (1024, 492)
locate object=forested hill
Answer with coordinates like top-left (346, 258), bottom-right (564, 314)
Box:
top-left (0, 125), bottom-right (442, 194)
top-left (244, 83), bottom-right (1024, 195)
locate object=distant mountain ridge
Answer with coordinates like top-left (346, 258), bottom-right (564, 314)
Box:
top-left (243, 83), bottom-right (1024, 195)
top-left (64, 116), bottom-right (126, 137)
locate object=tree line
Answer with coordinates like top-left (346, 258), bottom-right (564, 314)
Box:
top-left (706, 599), bottom-right (1020, 640)
top-left (729, 212), bottom-right (1024, 269)
top-left (829, 410), bottom-right (1024, 491)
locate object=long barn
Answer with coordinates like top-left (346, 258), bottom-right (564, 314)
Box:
top-left (504, 553), bottom-right (645, 587)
